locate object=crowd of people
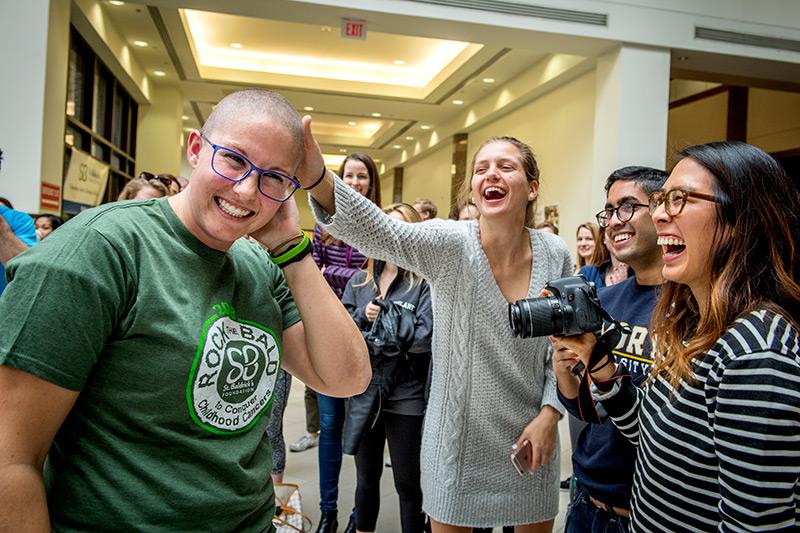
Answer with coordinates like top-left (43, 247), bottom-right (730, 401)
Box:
top-left (0, 88), bottom-right (797, 533)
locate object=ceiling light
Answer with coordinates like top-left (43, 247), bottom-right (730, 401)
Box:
top-left (392, 144), bottom-right (402, 149)
top-left (482, 77), bottom-right (495, 83)
top-left (393, 60), bottom-right (406, 65)
top-left (152, 70), bottom-right (166, 77)
top-left (230, 42), bottom-right (243, 49)
top-left (347, 121), bottom-right (357, 126)
top-left (133, 40), bottom-right (148, 47)
top-left (405, 136), bottom-right (414, 141)
top-left (339, 148), bottom-right (347, 153)
top-left (452, 99), bottom-right (464, 105)
top-left (303, 106), bottom-right (314, 111)
top-left (181, 115), bottom-right (189, 120)
top-left (420, 124), bottom-right (431, 130)
top-left (108, 0), bottom-right (125, 5)
top-left (371, 112), bottom-right (381, 117)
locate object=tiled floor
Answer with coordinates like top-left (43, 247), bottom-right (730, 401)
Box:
top-left (281, 377), bottom-right (572, 532)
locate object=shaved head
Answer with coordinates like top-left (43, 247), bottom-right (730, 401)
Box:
top-left (202, 89), bottom-right (304, 165)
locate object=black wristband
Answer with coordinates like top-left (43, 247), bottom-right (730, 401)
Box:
top-left (302, 167), bottom-right (327, 191)
top-left (269, 232), bottom-right (314, 268)
top-left (589, 355), bottom-right (613, 374)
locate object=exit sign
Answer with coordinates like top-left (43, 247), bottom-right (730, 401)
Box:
top-left (341, 18), bottom-right (367, 40)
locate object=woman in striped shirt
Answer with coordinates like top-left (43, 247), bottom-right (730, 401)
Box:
top-left (554, 141), bottom-right (800, 532)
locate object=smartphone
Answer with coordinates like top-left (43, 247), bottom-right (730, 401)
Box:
top-left (510, 439), bottom-right (532, 476)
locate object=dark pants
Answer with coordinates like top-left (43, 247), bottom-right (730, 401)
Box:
top-left (355, 411), bottom-right (425, 533)
top-left (565, 486), bottom-right (630, 533)
top-left (317, 393), bottom-right (345, 512)
top-left (305, 386), bottom-right (320, 434)
top-left (266, 370), bottom-right (292, 474)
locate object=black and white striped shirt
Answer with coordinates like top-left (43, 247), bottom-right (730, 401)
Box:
top-left (597, 309), bottom-right (800, 532)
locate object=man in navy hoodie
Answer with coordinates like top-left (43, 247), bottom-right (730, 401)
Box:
top-left (554, 166), bottom-right (667, 532)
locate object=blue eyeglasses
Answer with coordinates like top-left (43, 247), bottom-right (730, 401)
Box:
top-left (199, 132), bottom-right (300, 202)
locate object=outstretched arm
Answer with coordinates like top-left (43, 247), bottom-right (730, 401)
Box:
top-left (250, 196), bottom-right (370, 398)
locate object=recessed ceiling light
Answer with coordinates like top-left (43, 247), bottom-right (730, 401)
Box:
top-left (153, 70), bottom-right (166, 77)
top-left (392, 144), bottom-right (402, 149)
top-left (133, 40), bottom-right (148, 47)
top-left (108, 0), bottom-right (125, 5)
top-left (482, 77), bottom-right (495, 83)
top-left (303, 106), bottom-right (314, 111)
top-left (420, 124), bottom-right (431, 130)
top-left (371, 112), bottom-right (381, 117)
top-left (181, 115), bottom-right (189, 120)
top-left (405, 136), bottom-right (414, 141)
top-left (452, 99), bottom-right (464, 105)
top-left (347, 121), bottom-right (357, 126)
top-left (231, 43), bottom-right (243, 49)
top-left (394, 60), bottom-right (406, 65)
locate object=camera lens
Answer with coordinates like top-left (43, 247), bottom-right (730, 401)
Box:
top-left (508, 296), bottom-right (564, 338)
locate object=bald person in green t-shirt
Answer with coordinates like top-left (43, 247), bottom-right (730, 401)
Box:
top-left (0, 89), bottom-right (370, 531)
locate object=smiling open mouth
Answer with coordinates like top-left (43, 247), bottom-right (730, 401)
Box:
top-left (216, 197), bottom-right (253, 219)
top-left (483, 187), bottom-right (506, 201)
top-left (658, 236), bottom-right (686, 256)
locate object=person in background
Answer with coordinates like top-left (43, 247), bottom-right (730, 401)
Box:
top-left (535, 222), bottom-right (558, 235)
top-left (554, 141), bottom-right (799, 531)
top-left (138, 171), bottom-right (182, 196)
top-left (303, 131), bottom-right (572, 532)
top-left (312, 152), bottom-right (382, 533)
top-left (34, 214), bottom-right (63, 241)
top-left (0, 89), bottom-right (370, 531)
top-left (554, 165), bottom-right (667, 532)
top-left (413, 198), bottom-right (438, 220)
top-left (0, 148), bottom-right (37, 297)
top-left (448, 199), bottom-right (479, 221)
top-left (575, 222), bottom-right (606, 271)
top-left (0, 197), bottom-right (13, 209)
top-left (117, 176), bottom-right (170, 201)
top-left (342, 202), bottom-right (433, 533)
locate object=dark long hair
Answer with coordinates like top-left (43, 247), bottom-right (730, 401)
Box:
top-left (321, 153), bottom-right (382, 245)
top-left (651, 141), bottom-right (800, 386)
top-left (338, 153), bottom-right (381, 206)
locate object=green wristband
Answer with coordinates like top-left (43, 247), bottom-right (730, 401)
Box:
top-left (269, 232), bottom-right (313, 267)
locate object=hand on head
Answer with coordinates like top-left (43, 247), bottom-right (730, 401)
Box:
top-left (248, 195), bottom-right (302, 251)
top-left (294, 116), bottom-right (326, 188)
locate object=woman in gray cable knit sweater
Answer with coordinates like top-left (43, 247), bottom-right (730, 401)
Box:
top-left (296, 117), bottom-right (572, 532)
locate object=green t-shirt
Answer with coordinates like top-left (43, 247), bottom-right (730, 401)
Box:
top-left (0, 198), bottom-right (300, 532)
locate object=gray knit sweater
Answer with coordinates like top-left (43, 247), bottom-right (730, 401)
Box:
top-left (310, 179), bottom-right (573, 526)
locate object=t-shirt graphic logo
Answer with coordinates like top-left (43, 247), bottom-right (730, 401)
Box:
top-left (187, 302), bottom-right (281, 434)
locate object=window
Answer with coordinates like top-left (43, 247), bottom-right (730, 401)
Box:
top-left (64, 28), bottom-right (138, 212)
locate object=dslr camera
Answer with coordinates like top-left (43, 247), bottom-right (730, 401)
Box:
top-left (508, 275), bottom-right (603, 338)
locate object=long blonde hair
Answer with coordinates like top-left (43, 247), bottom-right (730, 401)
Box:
top-left (356, 203), bottom-right (423, 291)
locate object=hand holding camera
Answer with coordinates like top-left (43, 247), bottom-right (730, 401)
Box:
top-left (508, 275), bottom-right (630, 375)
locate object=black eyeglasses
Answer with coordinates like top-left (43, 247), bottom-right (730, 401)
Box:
top-left (199, 133), bottom-right (300, 203)
top-left (595, 202), bottom-right (649, 228)
top-left (648, 188), bottom-right (720, 217)
top-left (139, 172), bottom-right (180, 192)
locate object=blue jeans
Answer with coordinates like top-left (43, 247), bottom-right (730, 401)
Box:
top-left (565, 487), bottom-right (630, 533)
top-left (317, 393), bottom-right (345, 512)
